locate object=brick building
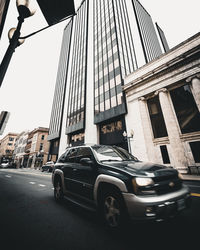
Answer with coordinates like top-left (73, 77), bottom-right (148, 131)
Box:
top-left (0, 132), bottom-right (18, 163)
top-left (26, 127), bottom-right (50, 168)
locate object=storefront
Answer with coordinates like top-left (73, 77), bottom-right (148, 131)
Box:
top-left (99, 117), bottom-right (128, 150)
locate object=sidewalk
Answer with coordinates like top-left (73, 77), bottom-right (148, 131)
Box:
top-left (182, 174), bottom-right (200, 181)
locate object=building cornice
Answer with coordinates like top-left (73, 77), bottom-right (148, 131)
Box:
top-left (124, 33), bottom-right (200, 93)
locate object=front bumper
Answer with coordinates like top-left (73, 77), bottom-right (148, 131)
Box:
top-left (123, 185), bottom-right (191, 221)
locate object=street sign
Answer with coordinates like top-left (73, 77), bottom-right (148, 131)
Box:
top-left (36, 0), bottom-right (76, 25)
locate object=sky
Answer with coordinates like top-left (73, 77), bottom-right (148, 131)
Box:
top-left (0, 0), bottom-right (199, 139)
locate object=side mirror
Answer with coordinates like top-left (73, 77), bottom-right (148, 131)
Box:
top-left (80, 158), bottom-right (94, 166)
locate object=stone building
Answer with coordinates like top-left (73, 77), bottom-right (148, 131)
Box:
top-left (124, 33), bottom-right (200, 174)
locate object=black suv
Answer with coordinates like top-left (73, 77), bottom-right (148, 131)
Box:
top-left (52, 145), bottom-right (191, 228)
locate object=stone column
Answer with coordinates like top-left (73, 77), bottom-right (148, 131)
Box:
top-left (138, 97), bottom-right (156, 163)
top-left (186, 74), bottom-right (200, 111)
top-left (156, 88), bottom-right (188, 173)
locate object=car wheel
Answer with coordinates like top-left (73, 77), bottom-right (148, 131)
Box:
top-left (54, 178), bottom-right (64, 202)
top-left (100, 190), bottom-right (127, 228)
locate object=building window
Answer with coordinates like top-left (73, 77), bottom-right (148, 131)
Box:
top-left (40, 143), bottom-right (43, 151)
top-left (160, 145), bottom-right (170, 164)
top-left (147, 96), bottom-right (168, 138)
top-left (41, 135), bottom-right (45, 140)
top-left (170, 85), bottom-right (200, 134)
top-left (69, 132), bottom-right (85, 146)
top-left (101, 121), bottom-right (122, 134)
top-left (189, 141), bottom-right (200, 163)
top-left (9, 137), bottom-right (14, 141)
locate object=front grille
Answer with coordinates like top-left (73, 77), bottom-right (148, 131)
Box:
top-left (153, 176), bottom-right (182, 195)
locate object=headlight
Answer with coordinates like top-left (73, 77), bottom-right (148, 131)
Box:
top-left (132, 177), bottom-right (155, 195)
top-left (135, 177), bottom-right (154, 186)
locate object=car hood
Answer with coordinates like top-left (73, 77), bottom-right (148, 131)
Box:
top-left (103, 161), bottom-right (176, 177)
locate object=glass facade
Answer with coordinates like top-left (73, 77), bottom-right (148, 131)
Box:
top-left (156, 23), bottom-right (170, 53)
top-left (132, 0), bottom-right (162, 63)
top-left (66, 0), bottom-right (89, 134)
top-left (94, 0), bottom-right (137, 118)
top-left (48, 0), bottom-right (168, 150)
top-left (48, 20), bottom-right (73, 140)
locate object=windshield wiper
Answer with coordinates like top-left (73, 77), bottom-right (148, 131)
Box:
top-left (100, 159), bottom-right (122, 162)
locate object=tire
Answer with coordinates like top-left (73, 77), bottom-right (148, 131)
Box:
top-left (54, 177), bottom-right (64, 202)
top-left (100, 190), bottom-right (128, 228)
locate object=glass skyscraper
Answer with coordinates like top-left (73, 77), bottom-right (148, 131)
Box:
top-left (48, 0), bottom-right (169, 160)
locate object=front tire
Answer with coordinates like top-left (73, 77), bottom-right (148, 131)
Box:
top-left (54, 177), bottom-right (64, 202)
top-left (100, 190), bottom-right (127, 228)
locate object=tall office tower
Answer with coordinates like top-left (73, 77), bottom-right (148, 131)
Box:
top-left (48, 0), bottom-right (168, 160)
top-left (48, 21), bottom-right (73, 161)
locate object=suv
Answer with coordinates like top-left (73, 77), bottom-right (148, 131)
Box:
top-left (52, 145), bottom-right (191, 228)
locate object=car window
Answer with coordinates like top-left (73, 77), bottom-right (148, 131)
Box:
top-left (92, 145), bottom-right (138, 162)
top-left (57, 150), bottom-right (69, 163)
top-left (67, 148), bottom-right (78, 163)
top-left (76, 147), bottom-right (93, 163)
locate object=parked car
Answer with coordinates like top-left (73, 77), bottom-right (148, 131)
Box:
top-left (52, 144), bottom-right (191, 228)
top-left (0, 162), bottom-right (16, 169)
top-left (0, 162), bottom-right (10, 168)
top-left (41, 161), bottom-right (54, 172)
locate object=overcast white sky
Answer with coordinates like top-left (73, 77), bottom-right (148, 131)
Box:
top-left (0, 0), bottom-right (199, 139)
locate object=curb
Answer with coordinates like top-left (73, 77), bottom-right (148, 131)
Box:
top-left (182, 175), bottom-right (200, 181)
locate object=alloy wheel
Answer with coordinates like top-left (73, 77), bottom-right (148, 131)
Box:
top-left (103, 195), bottom-right (121, 227)
top-left (54, 180), bottom-right (63, 202)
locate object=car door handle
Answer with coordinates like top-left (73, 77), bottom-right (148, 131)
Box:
top-left (72, 169), bottom-right (78, 172)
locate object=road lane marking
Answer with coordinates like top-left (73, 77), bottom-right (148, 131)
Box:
top-left (5, 175), bottom-right (11, 178)
top-left (191, 193), bottom-right (200, 197)
top-left (39, 184), bottom-right (46, 187)
top-left (29, 182), bottom-right (36, 184)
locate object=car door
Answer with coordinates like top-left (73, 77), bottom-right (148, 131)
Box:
top-left (70, 147), bottom-right (98, 200)
top-left (61, 148), bottom-right (78, 192)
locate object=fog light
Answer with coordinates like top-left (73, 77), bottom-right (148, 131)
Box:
top-left (146, 206), bottom-right (156, 217)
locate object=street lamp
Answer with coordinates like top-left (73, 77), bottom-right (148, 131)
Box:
top-left (0, 0), bottom-right (76, 88)
top-left (123, 130), bottom-right (134, 154)
top-left (0, 0), bottom-right (35, 87)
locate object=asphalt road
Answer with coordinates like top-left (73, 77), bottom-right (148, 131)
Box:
top-left (0, 168), bottom-right (199, 250)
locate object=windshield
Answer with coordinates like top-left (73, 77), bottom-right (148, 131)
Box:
top-left (92, 145), bottom-right (138, 162)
